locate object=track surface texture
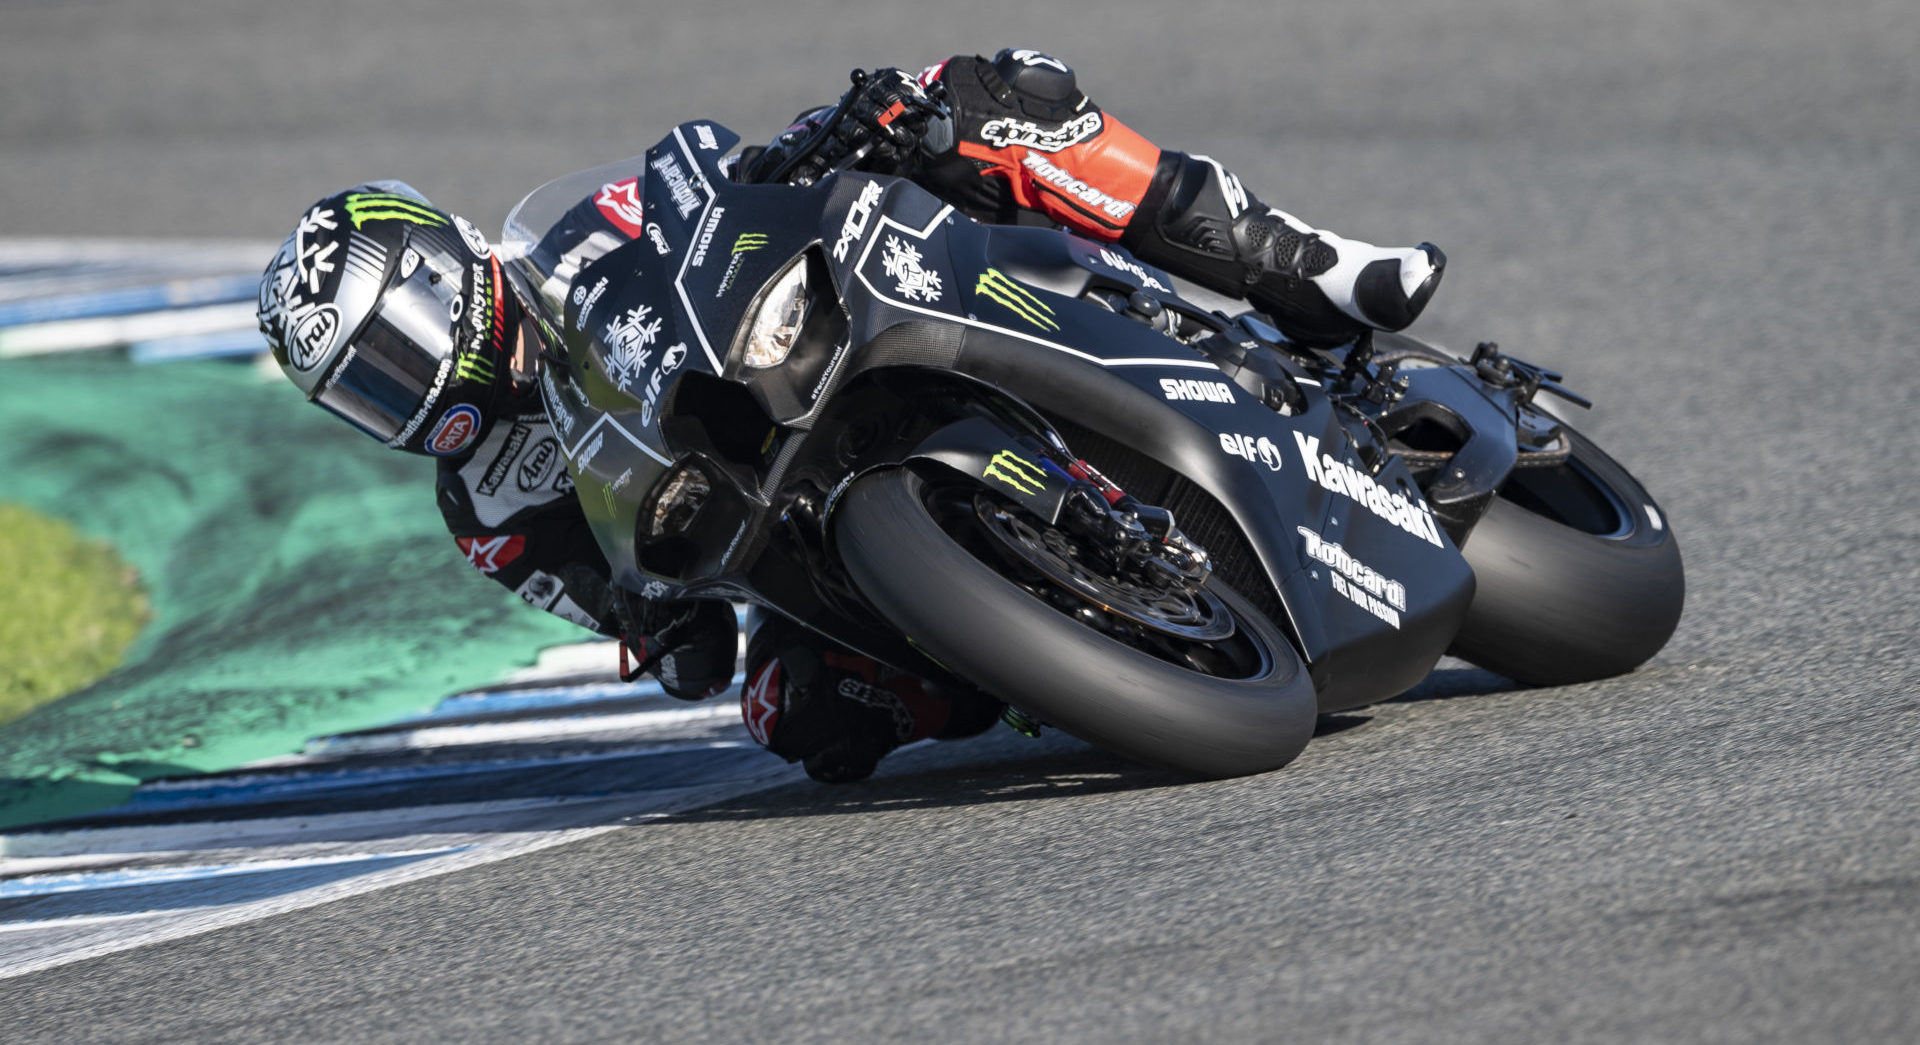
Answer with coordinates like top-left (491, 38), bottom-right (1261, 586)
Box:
top-left (4, 1), bottom-right (1917, 1041)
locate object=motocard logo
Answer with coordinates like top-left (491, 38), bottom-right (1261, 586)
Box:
top-left (594, 178), bottom-right (646, 237)
top-left (832, 180), bottom-right (884, 262)
top-left (1161, 378), bottom-right (1234, 404)
top-left (649, 153), bottom-right (703, 220)
top-left (540, 367), bottom-right (577, 434)
top-left (1020, 153), bottom-right (1134, 221)
top-left (1298, 526), bottom-right (1407, 629)
top-left (1220, 432), bottom-right (1283, 471)
top-left (458, 534), bottom-right (525, 575)
top-left (979, 110), bottom-right (1102, 153)
top-left (426, 403), bottom-right (481, 456)
top-left (1293, 432), bottom-right (1444, 547)
top-left (517, 437), bottom-right (561, 491)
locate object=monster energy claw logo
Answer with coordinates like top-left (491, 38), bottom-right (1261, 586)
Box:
top-left (344, 192), bottom-right (447, 229)
top-left (732, 233), bottom-right (768, 254)
top-left (975, 268), bottom-right (1058, 331)
top-left (983, 450), bottom-right (1045, 495)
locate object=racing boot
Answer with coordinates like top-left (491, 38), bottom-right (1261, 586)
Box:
top-left (1122, 152), bottom-right (1445, 345)
top-left (741, 614), bottom-right (1000, 783)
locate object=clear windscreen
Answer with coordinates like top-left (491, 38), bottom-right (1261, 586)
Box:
top-left (497, 155), bottom-right (649, 331)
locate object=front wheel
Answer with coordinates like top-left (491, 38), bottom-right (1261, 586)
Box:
top-left (833, 468), bottom-right (1318, 778)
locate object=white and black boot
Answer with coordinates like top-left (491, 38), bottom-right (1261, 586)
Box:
top-left (1122, 152), bottom-right (1446, 345)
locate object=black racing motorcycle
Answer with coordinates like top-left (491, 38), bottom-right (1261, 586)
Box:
top-left (496, 116), bottom-right (1683, 778)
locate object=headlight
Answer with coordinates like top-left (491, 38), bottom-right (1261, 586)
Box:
top-left (646, 465), bottom-right (711, 538)
top-left (738, 258), bottom-right (810, 368)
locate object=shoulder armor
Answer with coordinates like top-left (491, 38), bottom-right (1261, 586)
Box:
top-left (990, 48), bottom-right (1080, 111)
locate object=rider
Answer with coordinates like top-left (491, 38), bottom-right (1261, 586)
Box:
top-left (255, 48), bottom-right (1445, 783)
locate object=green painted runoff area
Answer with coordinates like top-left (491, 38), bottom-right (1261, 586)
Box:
top-left (0, 354), bottom-right (581, 830)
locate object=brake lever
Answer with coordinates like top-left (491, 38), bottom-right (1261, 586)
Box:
top-left (760, 69), bottom-right (870, 186)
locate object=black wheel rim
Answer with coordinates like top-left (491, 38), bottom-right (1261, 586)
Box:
top-left (917, 482), bottom-right (1272, 681)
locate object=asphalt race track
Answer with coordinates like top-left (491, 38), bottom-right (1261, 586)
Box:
top-left (3, 1), bottom-right (1917, 1040)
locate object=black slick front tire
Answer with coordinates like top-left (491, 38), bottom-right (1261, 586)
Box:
top-left (834, 468), bottom-right (1317, 778)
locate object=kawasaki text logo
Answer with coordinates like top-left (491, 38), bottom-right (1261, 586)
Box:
top-left (344, 193), bottom-right (446, 229)
top-left (983, 450), bottom-right (1045, 495)
top-left (1293, 432), bottom-right (1444, 547)
top-left (975, 269), bottom-right (1058, 331)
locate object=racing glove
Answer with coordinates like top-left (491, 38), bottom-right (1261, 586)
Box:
top-left (740, 68), bottom-right (947, 185)
top-left (620, 597), bottom-right (738, 701)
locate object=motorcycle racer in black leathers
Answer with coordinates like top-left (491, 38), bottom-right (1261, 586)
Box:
top-left (257, 49), bottom-right (1446, 783)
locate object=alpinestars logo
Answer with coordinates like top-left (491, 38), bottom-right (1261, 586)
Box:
top-left (1007, 49), bottom-right (1069, 73)
top-left (983, 449), bottom-right (1045, 495)
top-left (458, 535), bottom-right (525, 575)
top-left (979, 111), bottom-right (1102, 153)
top-left (594, 178), bottom-right (646, 237)
top-left (742, 662), bottom-right (782, 746)
top-left (975, 269), bottom-right (1058, 331)
top-left (1293, 432), bottom-right (1444, 547)
top-left (343, 193), bottom-right (446, 230)
top-left (881, 236), bottom-right (943, 302)
top-left (835, 677), bottom-right (916, 742)
top-left (1020, 153), bottom-right (1135, 222)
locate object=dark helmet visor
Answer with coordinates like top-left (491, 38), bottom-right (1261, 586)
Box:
top-left (310, 253), bottom-right (463, 443)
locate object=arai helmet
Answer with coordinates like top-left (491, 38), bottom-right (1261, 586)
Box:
top-left (257, 182), bottom-right (513, 457)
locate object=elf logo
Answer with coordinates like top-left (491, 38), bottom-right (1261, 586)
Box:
top-left (1160, 378), bottom-right (1235, 404)
top-left (1219, 432), bottom-right (1283, 471)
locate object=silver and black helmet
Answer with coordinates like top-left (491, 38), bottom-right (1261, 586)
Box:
top-left (258, 183), bottom-right (514, 456)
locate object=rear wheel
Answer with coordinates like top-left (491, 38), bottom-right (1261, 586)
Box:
top-left (834, 468), bottom-right (1317, 778)
top-left (1449, 424), bottom-right (1685, 686)
top-left (1371, 333), bottom-right (1685, 685)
